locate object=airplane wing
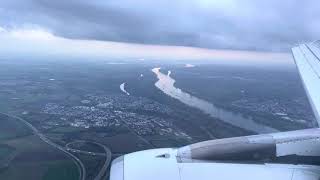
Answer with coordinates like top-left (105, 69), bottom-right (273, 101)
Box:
top-left (110, 42), bottom-right (320, 180)
top-left (292, 41), bottom-right (320, 124)
top-left (111, 127), bottom-right (320, 180)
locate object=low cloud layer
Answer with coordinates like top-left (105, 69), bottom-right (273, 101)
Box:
top-left (0, 27), bottom-right (292, 66)
top-left (0, 0), bottom-right (319, 52)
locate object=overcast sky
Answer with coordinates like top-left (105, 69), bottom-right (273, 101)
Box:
top-left (1, 0), bottom-right (319, 52)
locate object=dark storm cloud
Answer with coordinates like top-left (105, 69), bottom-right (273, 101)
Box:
top-left (0, 0), bottom-right (319, 52)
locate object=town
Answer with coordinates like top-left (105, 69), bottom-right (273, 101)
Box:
top-left (42, 94), bottom-right (191, 140)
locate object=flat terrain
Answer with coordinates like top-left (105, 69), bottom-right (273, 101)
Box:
top-left (0, 114), bottom-right (79, 180)
top-left (0, 58), bottom-right (316, 179)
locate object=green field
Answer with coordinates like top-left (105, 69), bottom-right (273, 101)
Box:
top-left (43, 161), bottom-right (79, 180)
top-left (0, 114), bottom-right (79, 180)
top-left (0, 114), bottom-right (32, 141)
top-left (0, 144), bottom-right (14, 160)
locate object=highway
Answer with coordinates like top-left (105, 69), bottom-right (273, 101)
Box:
top-left (0, 113), bottom-right (86, 180)
top-left (1, 112), bottom-right (115, 180)
top-left (66, 142), bottom-right (107, 157)
top-left (66, 141), bottom-right (112, 180)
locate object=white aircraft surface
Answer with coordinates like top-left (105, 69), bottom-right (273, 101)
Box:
top-left (110, 41), bottom-right (320, 180)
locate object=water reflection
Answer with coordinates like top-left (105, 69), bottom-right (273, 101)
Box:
top-left (152, 67), bottom-right (278, 134)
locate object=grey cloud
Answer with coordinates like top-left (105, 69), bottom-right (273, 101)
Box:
top-left (0, 0), bottom-right (319, 52)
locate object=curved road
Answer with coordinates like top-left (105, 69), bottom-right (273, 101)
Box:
top-left (66, 141), bottom-right (112, 180)
top-left (0, 113), bottom-right (86, 180)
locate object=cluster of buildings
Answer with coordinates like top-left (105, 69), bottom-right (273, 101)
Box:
top-left (42, 94), bottom-right (191, 140)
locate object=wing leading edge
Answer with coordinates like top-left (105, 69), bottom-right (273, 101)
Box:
top-left (292, 41), bottom-right (320, 125)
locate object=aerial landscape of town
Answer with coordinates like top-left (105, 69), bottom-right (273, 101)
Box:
top-left (0, 58), bottom-right (315, 180)
top-left (1, 0), bottom-right (320, 179)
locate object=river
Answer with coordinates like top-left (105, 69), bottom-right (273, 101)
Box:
top-left (120, 82), bottom-right (130, 95)
top-left (151, 67), bottom-right (278, 134)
